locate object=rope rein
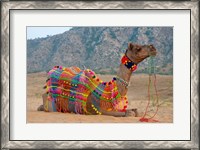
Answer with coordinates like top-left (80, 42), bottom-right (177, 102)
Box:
top-left (139, 56), bottom-right (159, 122)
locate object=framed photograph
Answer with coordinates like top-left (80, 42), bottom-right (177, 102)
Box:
top-left (1, 0), bottom-right (199, 149)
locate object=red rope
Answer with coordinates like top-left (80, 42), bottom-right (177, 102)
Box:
top-left (139, 74), bottom-right (159, 122)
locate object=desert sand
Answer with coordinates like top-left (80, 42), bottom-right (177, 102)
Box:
top-left (27, 72), bottom-right (173, 123)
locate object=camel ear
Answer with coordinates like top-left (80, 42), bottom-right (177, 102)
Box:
top-left (128, 42), bottom-right (134, 50)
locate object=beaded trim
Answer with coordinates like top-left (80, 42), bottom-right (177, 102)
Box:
top-left (121, 55), bottom-right (137, 71)
top-left (115, 76), bottom-right (129, 87)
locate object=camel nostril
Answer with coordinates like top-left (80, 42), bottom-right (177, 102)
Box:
top-left (149, 49), bottom-right (157, 56)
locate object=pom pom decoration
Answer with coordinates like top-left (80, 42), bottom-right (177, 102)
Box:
top-left (44, 66), bottom-right (133, 114)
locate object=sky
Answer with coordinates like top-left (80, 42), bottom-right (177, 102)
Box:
top-left (27, 27), bottom-right (72, 39)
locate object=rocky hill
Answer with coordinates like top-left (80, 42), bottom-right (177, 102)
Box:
top-left (27, 27), bottom-right (173, 74)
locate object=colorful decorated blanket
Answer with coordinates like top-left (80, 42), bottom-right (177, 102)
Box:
top-left (44, 66), bottom-right (128, 114)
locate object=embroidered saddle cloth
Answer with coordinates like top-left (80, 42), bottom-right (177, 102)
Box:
top-left (45, 66), bottom-right (128, 114)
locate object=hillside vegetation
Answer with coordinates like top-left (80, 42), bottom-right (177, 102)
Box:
top-left (27, 27), bottom-right (173, 74)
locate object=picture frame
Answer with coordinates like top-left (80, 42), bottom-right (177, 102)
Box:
top-left (1, 0), bottom-right (199, 149)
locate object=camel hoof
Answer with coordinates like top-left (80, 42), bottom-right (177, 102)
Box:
top-left (125, 109), bottom-right (138, 117)
top-left (37, 105), bottom-right (44, 111)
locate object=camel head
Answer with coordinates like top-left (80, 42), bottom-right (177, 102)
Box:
top-left (125, 43), bottom-right (157, 64)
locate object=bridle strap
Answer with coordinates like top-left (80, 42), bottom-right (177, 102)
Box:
top-left (124, 49), bottom-right (137, 65)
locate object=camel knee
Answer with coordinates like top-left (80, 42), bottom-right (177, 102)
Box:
top-left (125, 109), bottom-right (138, 117)
top-left (37, 105), bottom-right (44, 111)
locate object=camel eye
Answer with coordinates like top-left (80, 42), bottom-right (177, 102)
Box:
top-left (136, 47), bottom-right (141, 51)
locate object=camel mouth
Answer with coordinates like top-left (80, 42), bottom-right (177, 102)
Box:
top-left (145, 45), bottom-right (157, 57)
top-left (149, 50), bottom-right (157, 56)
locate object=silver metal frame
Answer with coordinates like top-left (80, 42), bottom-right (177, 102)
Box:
top-left (1, 1), bottom-right (199, 149)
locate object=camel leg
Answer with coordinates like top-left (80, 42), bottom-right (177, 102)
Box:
top-left (125, 109), bottom-right (138, 117)
top-left (100, 109), bottom-right (138, 117)
top-left (86, 93), bottom-right (97, 115)
top-left (37, 93), bottom-right (55, 112)
top-left (100, 110), bottom-right (126, 117)
top-left (37, 104), bottom-right (44, 111)
top-left (37, 93), bottom-right (47, 111)
top-left (38, 93), bottom-right (138, 117)
top-left (86, 93), bottom-right (137, 117)
top-left (86, 93), bottom-right (125, 116)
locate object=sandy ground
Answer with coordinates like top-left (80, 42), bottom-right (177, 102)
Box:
top-left (27, 72), bottom-right (173, 123)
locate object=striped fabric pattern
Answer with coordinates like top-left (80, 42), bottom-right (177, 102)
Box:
top-left (45, 66), bottom-right (128, 114)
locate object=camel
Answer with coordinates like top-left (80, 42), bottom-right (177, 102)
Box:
top-left (37, 43), bottom-right (157, 117)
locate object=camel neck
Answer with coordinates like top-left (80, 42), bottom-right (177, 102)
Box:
top-left (116, 63), bottom-right (133, 96)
